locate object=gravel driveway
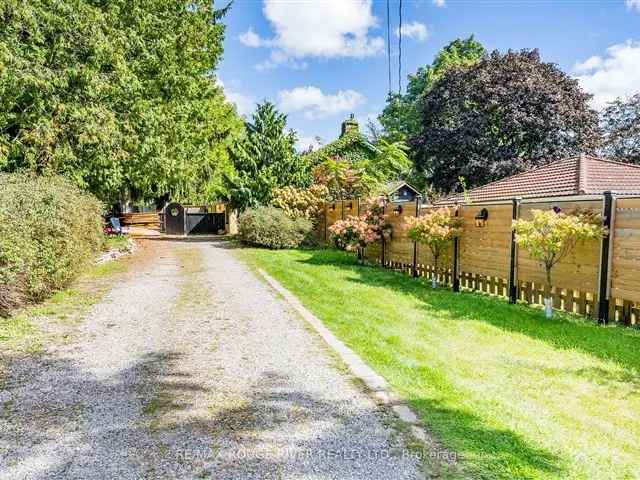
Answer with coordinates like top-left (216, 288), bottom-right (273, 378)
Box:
top-left (0, 240), bottom-right (420, 480)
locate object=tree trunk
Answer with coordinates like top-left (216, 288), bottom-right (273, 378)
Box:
top-left (544, 267), bottom-right (553, 319)
top-left (118, 188), bottom-right (133, 214)
top-left (432, 256), bottom-right (438, 289)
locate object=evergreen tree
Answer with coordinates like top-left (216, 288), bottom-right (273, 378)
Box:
top-left (0, 0), bottom-right (241, 203)
top-left (226, 102), bottom-right (311, 211)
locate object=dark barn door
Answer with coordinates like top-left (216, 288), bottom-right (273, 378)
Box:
top-left (186, 212), bottom-right (225, 234)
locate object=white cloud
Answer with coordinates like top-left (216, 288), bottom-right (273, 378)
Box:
top-left (575, 40), bottom-right (640, 109)
top-left (255, 51), bottom-right (308, 72)
top-left (573, 55), bottom-right (603, 73)
top-left (296, 134), bottom-right (323, 152)
top-left (395, 21), bottom-right (429, 42)
top-left (278, 86), bottom-right (366, 119)
top-left (249, 0), bottom-right (384, 69)
top-left (626, 0), bottom-right (640, 11)
top-left (238, 27), bottom-right (263, 48)
top-left (217, 78), bottom-right (254, 116)
top-left (433, 0), bottom-right (446, 7)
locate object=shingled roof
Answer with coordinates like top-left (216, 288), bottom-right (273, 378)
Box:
top-left (435, 155), bottom-right (640, 205)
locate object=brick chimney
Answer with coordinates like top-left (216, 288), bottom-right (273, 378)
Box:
top-left (340, 113), bottom-right (359, 137)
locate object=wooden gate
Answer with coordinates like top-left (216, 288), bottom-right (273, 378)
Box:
top-left (163, 203), bottom-right (225, 235)
top-left (186, 209), bottom-right (225, 234)
top-left (164, 202), bottom-right (185, 235)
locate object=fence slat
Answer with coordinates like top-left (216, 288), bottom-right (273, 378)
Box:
top-left (317, 198), bottom-right (640, 326)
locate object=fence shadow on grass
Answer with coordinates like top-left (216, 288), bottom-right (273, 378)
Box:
top-left (298, 250), bottom-right (640, 377)
top-left (292, 251), bottom-right (569, 478)
top-left (408, 396), bottom-right (565, 480)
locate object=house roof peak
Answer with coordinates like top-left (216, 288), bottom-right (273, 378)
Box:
top-left (435, 155), bottom-right (640, 205)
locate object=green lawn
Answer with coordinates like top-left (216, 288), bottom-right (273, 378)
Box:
top-left (238, 247), bottom-right (640, 480)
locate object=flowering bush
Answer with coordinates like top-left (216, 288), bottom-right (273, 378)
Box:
top-left (329, 216), bottom-right (378, 252)
top-left (329, 196), bottom-right (391, 256)
top-left (513, 208), bottom-right (604, 318)
top-left (361, 195), bottom-right (393, 238)
top-left (406, 207), bottom-right (463, 288)
top-left (272, 184), bottom-right (328, 220)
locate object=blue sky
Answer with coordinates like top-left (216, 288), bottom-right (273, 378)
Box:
top-left (217, 0), bottom-right (640, 150)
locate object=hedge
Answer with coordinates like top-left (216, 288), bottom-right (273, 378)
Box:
top-left (238, 206), bottom-right (313, 249)
top-left (0, 173), bottom-right (103, 315)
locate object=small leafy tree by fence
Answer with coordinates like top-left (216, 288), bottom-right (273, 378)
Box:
top-left (512, 209), bottom-right (604, 318)
top-left (406, 207), bottom-right (463, 288)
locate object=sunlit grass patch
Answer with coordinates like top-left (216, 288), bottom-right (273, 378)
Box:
top-left (238, 247), bottom-right (640, 480)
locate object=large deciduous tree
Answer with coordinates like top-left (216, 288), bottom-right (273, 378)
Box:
top-left (378, 36), bottom-right (486, 143)
top-left (0, 0), bottom-right (241, 203)
top-left (413, 49), bottom-right (602, 193)
top-left (226, 101), bottom-right (311, 211)
top-left (600, 93), bottom-right (640, 164)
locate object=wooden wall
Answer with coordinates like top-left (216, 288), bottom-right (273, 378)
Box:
top-left (610, 198), bottom-right (640, 305)
top-left (120, 212), bottom-right (160, 229)
top-left (459, 204), bottom-right (512, 279)
top-left (383, 201), bottom-right (417, 274)
top-left (518, 200), bottom-right (602, 293)
top-left (319, 195), bottom-right (640, 325)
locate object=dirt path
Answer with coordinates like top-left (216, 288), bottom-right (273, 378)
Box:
top-left (0, 240), bottom-right (419, 480)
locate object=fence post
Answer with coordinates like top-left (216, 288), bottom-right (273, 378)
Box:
top-left (508, 197), bottom-right (521, 304)
top-left (598, 191), bottom-right (614, 324)
top-left (341, 199), bottom-right (345, 220)
top-left (452, 204), bottom-right (460, 292)
top-left (412, 197), bottom-right (420, 277)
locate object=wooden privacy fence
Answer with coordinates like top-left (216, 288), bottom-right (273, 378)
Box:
top-left (319, 195), bottom-right (640, 325)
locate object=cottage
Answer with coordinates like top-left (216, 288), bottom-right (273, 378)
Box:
top-left (383, 181), bottom-right (422, 203)
top-left (304, 114), bottom-right (379, 166)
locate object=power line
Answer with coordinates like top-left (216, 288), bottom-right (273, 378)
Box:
top-left (398, 0), bottom-right (403, 93)
top-left (386, 0), bottom-right (391, 95)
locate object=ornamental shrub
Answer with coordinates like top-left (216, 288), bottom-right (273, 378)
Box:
top-left (329, 196), bottom-right (391, 256)
top-left (328, 216), bottom-right (378, 252)
top-left (272, 184), bottom-right (329, 220)
top-left (238, 206), bottom-right (313, 249)
top-left (512, 208), bottom-right (603, 318)
top-left (0, 173), bottom-right (104, 316)
top-left (312, 156), bottom-right (368, 200)
top-left (406, 207), bottom-right (463, 288)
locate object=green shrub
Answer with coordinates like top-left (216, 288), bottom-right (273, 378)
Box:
top-left (0, 173), bottom-right (103, 315)
top-left (238, 206), bottom-right (312, 249)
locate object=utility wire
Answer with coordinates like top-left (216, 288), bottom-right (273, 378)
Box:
top-left (398, 0), bottom-right (403, 93)
top-left (386, 0), bottom-right (391, 95)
